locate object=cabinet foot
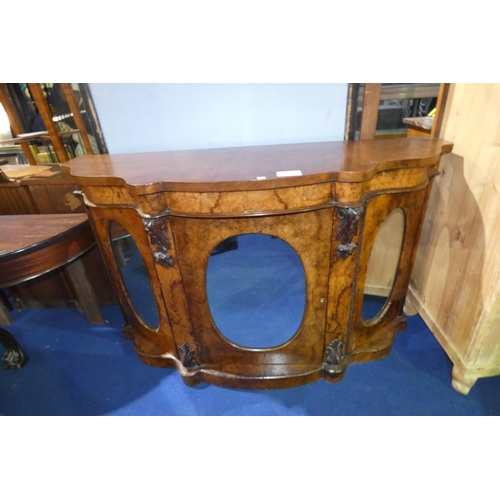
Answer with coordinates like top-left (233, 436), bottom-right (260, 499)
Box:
top-left (451, 366), bottom-right (477, 395)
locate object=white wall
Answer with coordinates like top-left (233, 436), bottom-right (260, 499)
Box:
top-left (88, 84), bottom-right (348, 153)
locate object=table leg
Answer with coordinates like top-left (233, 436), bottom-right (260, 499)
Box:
top-left (0, 327), bottom-right (29, 370)
top-left (65, 258), bottom-right (105, 325)
top-left (0, 290), bottom-right (13, 325)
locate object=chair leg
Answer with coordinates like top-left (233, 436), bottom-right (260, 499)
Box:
top-left (0, 327), bottom-right (29, 370)
top-left (65, 258), bottom-right (105, 325)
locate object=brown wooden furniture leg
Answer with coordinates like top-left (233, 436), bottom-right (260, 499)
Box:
top-left (0, 327), bottom-right (29, 370)
top-left (451, 366), bottom-right (478, 395)
top-left (65, 259), bottom-right (105, 325)
top-left (0, 292), bottom-right (13, 325)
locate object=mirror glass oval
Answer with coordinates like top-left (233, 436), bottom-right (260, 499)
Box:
top-left (109, 221), bottom-right (160, 328)
top-left (363, 209), bottom-right (405, 321)
top-left (206, 234), bottom-right (306, 348)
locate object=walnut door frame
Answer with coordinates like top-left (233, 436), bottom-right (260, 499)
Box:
top-left (170, 209), bottom-right (333, 388)
top-left (349, 184), bottom-right (435, 360)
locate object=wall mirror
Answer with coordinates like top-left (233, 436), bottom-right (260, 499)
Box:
top-left (206, 234), bottom-right (306, 348)
top-left (362, 209), bottom-right (405, 321)
top-left (109, 221), bottom-right (160, 329)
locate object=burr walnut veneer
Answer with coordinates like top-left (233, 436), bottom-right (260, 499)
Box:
top-left (64, 138), bottom-right (452, 389)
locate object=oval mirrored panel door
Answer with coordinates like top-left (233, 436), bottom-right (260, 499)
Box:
top-left (109, 221), bottom-right (160, 328)
top-left (363, 209), bottom-right (405, 322)
top-left (206, 234), bottom-right (306, 348)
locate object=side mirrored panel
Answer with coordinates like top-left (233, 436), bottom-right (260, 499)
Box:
top-left (109, 221), bottom-right (160, 329)
top-left (363, 209), bottom-right (405, 321)
top-left (206, 234), bottom-right (306, 348)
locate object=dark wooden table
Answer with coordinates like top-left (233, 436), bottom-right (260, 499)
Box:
top-left (0, 162), bottom-right (117, 314)
top-left (0, 213), bottom-right (104, 370)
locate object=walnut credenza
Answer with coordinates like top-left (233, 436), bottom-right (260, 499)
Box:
top-left (64, 138), bottom-right (452, 389)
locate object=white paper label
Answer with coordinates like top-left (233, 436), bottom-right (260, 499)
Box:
top-left (276, 170), bottom-right (303, 177)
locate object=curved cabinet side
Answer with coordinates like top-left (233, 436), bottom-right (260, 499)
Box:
top-left (349, 182), bottom-right (435, 360)
top-left (87, 206), bottom-right (177, 356)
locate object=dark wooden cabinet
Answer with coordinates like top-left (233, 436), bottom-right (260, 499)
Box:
top-left (64, 138), bottom-right (452, 389)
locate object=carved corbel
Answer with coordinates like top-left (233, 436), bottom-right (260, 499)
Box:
top-left (336, 207), bottom-right (364, 259)
top-left (323, 338), bottom-right (344, 373)
top-left (178, 342), bottom-right (199, 368)
top-left (143, 217), bottom-right (174, 268)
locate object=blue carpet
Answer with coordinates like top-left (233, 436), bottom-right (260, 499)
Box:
top-left (2, 234), bottom-right (499, 415)
top-left (207, 234), bottom-right (306, 347)
top-left (1, 303), bottom-right (499, 415)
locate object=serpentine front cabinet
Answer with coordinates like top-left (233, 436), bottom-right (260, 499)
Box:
top-left (64, 138), bottom-right (452, 389)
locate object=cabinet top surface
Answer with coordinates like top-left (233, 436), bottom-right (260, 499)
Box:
top-left (63, 138), bottom-right (452, 192)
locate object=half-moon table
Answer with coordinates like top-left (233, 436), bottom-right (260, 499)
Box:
top-left (0, 213), bottom-right (104, 370)
top-left (64, 138), bottom-right (452, 389)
